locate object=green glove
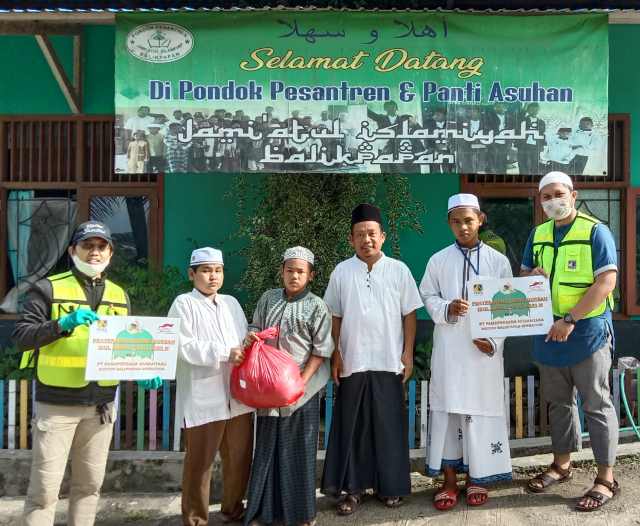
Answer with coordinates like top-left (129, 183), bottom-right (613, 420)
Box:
top-left (137, 377), bottom-right (163, 390)
top-left (58, 309), bottom-right (99, 332)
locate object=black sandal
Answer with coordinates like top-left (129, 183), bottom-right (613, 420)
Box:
top-left (527, 462), bottom-right (572, 493)
top-left (336, 493), bottom-right (362, 516)
top-left (575, 477), bottom-right (620, 512)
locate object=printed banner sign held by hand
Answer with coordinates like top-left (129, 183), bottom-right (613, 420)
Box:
top-left (468, 276), bottom-right (553, 339)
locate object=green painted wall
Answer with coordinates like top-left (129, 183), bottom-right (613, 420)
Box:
top-left (0, 26), bottom-right (114, 115)
top-left (163, 173), bottom-right (459, 314)
top-left (609, 24), bottom-right (640, 187)
top-left (163, 173), bottom-right (259, 299)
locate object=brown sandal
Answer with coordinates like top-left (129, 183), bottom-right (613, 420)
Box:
top-left (527, 462), bottom-right (572, 493)
top-left (575, 477), bottom-right (620, 512)
top-left (336, 493), bottom-right (362, 515)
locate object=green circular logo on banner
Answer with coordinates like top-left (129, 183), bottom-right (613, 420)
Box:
top-left (127, 22), bottom-right (194, 63)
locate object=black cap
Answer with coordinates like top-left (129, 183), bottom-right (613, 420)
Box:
top-left (71, 221), bottom-right (113, 246)
top-left (351, 203), bottom-right (382, 226)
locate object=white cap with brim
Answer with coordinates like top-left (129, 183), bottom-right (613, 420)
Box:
top-left (538, 171), bottom-right (574, 192)
top-left (448, 193), bottom-right (480, 213)
top-left (190, 247), bottom-right (223, 266)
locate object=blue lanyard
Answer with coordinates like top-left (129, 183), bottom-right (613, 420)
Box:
top-left (456, 242), bottom-right (481, 277)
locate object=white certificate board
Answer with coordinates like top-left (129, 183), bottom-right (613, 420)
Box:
top-left (468, 276), bottom-right (554, 339)
top-left (85, 316), bottom-right (180, 381)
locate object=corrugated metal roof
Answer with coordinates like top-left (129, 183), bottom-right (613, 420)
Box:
top-left (1, 1), bottom-right (639, 13)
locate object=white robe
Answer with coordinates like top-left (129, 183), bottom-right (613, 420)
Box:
top-left (419, 242), bottom-right (512, 417)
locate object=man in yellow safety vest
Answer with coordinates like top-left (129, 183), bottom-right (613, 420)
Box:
top-left (12, 221), bottom-right (151, 526)
top-left (520, 172), bottom-right (619, 512)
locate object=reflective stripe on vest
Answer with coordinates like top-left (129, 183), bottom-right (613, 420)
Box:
top-left (20, 271), bottom-right (129, 389)
top-left (532, 212), bottom-right (612, 318)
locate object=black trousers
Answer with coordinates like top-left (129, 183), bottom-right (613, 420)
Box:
top-left (321, 371), bottom-right (410, 498)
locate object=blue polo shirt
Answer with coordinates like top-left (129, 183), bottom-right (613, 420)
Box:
top-left (521, 222), bottom-right (617, 367)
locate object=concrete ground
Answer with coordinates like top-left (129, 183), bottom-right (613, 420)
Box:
top-left (3, 443), bottom-right (640, 526)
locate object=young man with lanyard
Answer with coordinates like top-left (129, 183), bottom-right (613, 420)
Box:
top-left (13, 221), bottom-right (138, 526)
top-left (168, 247), bottom-right (254, 526)
top-left (419, 194), bottom-right (513, 511)
top-left (521, 171), bottom-right (619, 511)
top-left (321, 203), bottom-right (423, 516)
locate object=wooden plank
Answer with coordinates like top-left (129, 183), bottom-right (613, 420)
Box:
top-left (113, 384), bottom-right (121, 450)
top-left (420, 381), bottom-right (428, 448)
top-left (19, 379), bottom-right (28, 449)
top-left (324, 381), bottom-right (334, 449)
top-left (515, 376), bottom-right (523, 439)
top-left (637, 368), bottom-right (640, 426)
top-left (32, 379), bottom-right (37, 417)
top-left (18, 123), bottom-right (24, 184)
top-left (172, 401), bottom-right (182, 452)
top-left (0, 21), bottom-right (83, 35)
top-left (46, 122), bottom-right (53, 182)
top-left (0, 121), bottom-right (6, 182)
top-left (34, 34), bottom-right (81, 114)
top-left (527, 376), bottom-right (535, 438)
top-left (162, 380), bottom-right (170, 451)
top-left (136, 386), bottom-right (145, 451)
top-left (8, 380), bottom-right (16, 450)
top-left (408, 380), bottom-right (416, 449)
top-left (577, 393), bottom-right (585, 434)
top-left (56, 122), bottom-right (62, 181)
top-left (75, 121), bottom-right (84, 183)
top-left (613, 368), bottom-right (621, 421)
top-left (38, 121), bottom-right (43, 182)
top-left (503, 378), bottom-right (510, 438)
top-left (149, 388), bottom-right (157, 451)
top-left (125, 381), bottom-right (133, 449)
top-left (0, 380), bottom-right (4, 449)
top-left (539, 380), bottom-right (548, 436)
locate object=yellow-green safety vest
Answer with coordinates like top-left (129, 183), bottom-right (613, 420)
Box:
top-left (532, 212), bottom-right (613, 318)
top-left (20, 271), bottom-right (129, 388)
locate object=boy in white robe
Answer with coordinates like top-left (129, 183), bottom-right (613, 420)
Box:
top-left (419, 193), bottom-right (513, 511)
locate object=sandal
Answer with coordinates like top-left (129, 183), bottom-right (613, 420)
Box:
top-left (527, 462), bottom-right (572, 493)
top-left (433, 486), bottom-right (460, 511)
top-left (465, 484), bottom-right (489, 506)
top-left (377, 495), bottom-right (403, 508)
top-left (336, 493), bottom-right (362, 516)
top-left (575, 477), bottom-right (620, 512)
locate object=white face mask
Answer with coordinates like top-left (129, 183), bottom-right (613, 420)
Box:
top-left (542, 197), bottom-right (574, 221)
top-left (71, 254), bottom-right (110, 278)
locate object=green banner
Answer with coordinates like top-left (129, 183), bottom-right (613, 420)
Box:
top-left (115, 12), bottom-right (608, 175)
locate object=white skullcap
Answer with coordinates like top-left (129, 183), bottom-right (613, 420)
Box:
top-left (283, 246), bottom-right (315, 266)
top-left (538, 171), bottom-right (574, 192)
top-left (448, 193), bottom-right (480, 213)
top-left (190, 247), bottom-right (223, 266)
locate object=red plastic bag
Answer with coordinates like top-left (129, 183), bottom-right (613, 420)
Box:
top-left (231, 327), bottom-right (305, 409)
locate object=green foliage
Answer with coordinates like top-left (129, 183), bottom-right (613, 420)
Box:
top-left (108, 259), bottom-right (192, 316)
top-left (412, 338), bottom-right (433, 381)
top-left (231, 173), bottom-right (424, 313)
top-left (0, 345), bottom-right (32, 380)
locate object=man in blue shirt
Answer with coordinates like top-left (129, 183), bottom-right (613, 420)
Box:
top-left (520, 171), bottom-right (619, 512)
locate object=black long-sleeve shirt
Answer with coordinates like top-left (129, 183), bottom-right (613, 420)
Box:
top-left (12, 268), bottom-right (131, 406)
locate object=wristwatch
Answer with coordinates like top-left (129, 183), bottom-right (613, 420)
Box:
top-left (563, 313), bottom-right (577, 325)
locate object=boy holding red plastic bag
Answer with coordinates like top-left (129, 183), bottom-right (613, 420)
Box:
top-left (242, 246), bottom-right (333, 526)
